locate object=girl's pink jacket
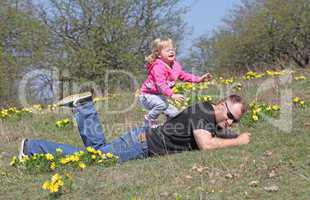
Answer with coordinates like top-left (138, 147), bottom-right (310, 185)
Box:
top-left (140, 59), bottom-right (201, 97)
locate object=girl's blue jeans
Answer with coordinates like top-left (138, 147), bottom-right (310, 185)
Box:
top-left (26, 101), bottom-right (149, 162)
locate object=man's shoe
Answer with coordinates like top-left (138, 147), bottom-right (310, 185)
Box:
top-left (18, 138), bottom-right (28, 159)
top-left (57, 92), bottom-right (92, 107)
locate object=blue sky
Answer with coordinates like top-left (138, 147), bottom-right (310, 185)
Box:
top-left (181, 0), bottom-right (241, 55)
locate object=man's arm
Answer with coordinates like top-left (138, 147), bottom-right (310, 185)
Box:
top-left (193, 129), bottom-right (251, 150)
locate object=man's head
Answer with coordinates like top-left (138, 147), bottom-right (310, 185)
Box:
top-left (214, 94), bottom-right (247, 129)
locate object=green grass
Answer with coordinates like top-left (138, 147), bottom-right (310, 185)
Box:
top-left (1, 69), bottom-right (310, 199)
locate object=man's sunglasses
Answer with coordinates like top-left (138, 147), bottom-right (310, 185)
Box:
top-left (225, 101), bottom-right (240, 123)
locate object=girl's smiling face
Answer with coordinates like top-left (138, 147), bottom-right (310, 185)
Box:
top-left (158, 43), bottom-right (176, 65)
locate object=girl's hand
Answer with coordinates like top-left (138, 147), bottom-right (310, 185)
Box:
top-left (200, 73), bottom-right (213, 82)
top-left (171, 94), bottom-right (185, 102)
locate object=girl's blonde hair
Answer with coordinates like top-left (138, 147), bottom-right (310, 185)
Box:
top-left (145, 38), bottom-right (175, 63)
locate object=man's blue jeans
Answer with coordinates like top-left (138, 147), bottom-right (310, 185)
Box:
top-left (26, 101), bottom-right (149, 162)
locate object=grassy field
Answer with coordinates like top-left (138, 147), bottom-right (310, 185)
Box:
top-left (0, 69), bottom-right (310, 200)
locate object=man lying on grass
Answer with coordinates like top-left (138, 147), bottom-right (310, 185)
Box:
top-left (18, 92), bottom-right (251, 162)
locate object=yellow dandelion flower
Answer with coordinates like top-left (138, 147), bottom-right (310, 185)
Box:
top-left (86, 146), bottom-right (96, 153)
top-left (272, 105), bottom-right (280, 111)
top-left (32, 104), bottom-right (43, 111)
top-left (57, 179), bottom-right (64, 187)
top-left (203, 96), bottom-right (212, 101)
top-left (51, 174), bottom-right (61, 183)
top-left (252, 115), bottom-right (259, 121)
top-left (60, 158), bottom-right (68, 164)
top-left (50, 162), bottom-right (56, 170)
top-left (10, 156), bottom-right (18, 166)
top-left (45, 153), bottom-right (54, 161)
top-left (20, 155), bottom-right (29, 162)
top-left (293, 97), bottom-right (300, 103)
top-left (79, 162), bottom-right (86, 169)
top-left (56, 121), bottom-right (62, 127)
top-left (50, 184), bottom-right (59, 193)
top-left (42, 181), bottom-right (50, 190)
top-left (72, 155), bottom-right (80, 161)
top-left (100, 154), bottom-right (106, 159)
top-left (106, 153), bottom-right (113, 159)
top-left (184, 82), bottom-right (193, 90)
top-left (172, 87), bottom-right (179, 93)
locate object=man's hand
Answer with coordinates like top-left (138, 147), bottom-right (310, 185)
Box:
top-left (171, 94), bottom-right (185, 102)
top-left (237, 132), bottom-right (251, 145)
top-left (200, 73), bottom-right (213, 82)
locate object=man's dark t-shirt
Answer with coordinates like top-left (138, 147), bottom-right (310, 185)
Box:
top-left (145, 102), bottom-right (217, 156)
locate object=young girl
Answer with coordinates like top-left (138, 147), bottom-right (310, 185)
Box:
top-left (139, 38), bottom-right (212, 127)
